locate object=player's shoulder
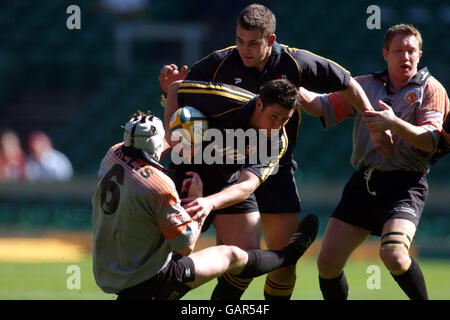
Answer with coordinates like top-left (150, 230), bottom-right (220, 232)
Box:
top-left (354, 74), bottom-right (375, 84)
top-left (280, 45), bottom-right (349, 72)
top-left (425, 75), bottom-right (447, 93)
top-left (279, 45), bottom-right (323, 59)
top-left (193, 45), bottom-right (236, 65)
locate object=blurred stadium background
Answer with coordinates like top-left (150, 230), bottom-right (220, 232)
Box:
top-left (0, 0), bottom-right (448, 299)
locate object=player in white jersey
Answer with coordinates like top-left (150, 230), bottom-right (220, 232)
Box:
top-left (299, 24), bottom-right (449, 300)
top-left (92, 110), bottom-right (319, 300)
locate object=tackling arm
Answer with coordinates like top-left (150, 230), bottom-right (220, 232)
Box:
top-left (164, 80), bottom-right (183, 146)
top-left (182, 169), bottom-right (261, 225)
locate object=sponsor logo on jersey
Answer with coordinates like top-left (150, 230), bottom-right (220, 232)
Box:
top-left (234, 78), bottom-right (242, 85)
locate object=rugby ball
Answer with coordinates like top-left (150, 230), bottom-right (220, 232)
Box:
top-left (169, 106), bottom-right (208, 144)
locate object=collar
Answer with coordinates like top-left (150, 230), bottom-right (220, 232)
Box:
top-left (372, 67), bottom-right (430, 93)
top-left (271, 41), bottom-right (282, 56)
top-left (237, 97), bottom-right (257, 128)
top-left (122, 146), bottom-right (170, 173)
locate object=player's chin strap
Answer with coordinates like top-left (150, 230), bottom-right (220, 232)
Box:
top-left (364, 167), bottom-right (377, 196)
top-left (142, 150), bottom-right (175, 174)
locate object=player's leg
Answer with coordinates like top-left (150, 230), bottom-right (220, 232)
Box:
top-left (317, 217), bottom-right (370, 299)
top-left (379, 218), bottom-right (428, 299)
top-left (256, 166), bottom-right (303, 300)
top-left (260, 212), bottom-right (300, 300)
top-left (209, 211), bottom-right (261, 299)
top-left (187, 214), bottom-right (319, 292)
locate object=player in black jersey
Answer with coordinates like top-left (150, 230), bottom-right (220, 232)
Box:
top-left (159, 3), bottom-right (391, 300)
top-left (165, 79), bottom-right (297, 229)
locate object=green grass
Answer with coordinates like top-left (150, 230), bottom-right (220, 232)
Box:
top-left (0, 256), bottom-right (448, 300)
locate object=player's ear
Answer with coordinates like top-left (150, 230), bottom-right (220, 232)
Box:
top-left (382, 47), bottom-right (388, 62)
top-left (268, 34), bottom-right (276, 46)
top-left (255, 97), bottom-right (264, 112)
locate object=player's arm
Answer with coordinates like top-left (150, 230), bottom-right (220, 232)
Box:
top-left (364, 80), bottom-right (449, 154)
top-left (182, 169), bottom-right (261, 224)
top-left (158, 173), bottom-right (203, 256)
top-left (363, 100), bottom-right (436, 153)
top-left (298, 86), bottom-right (324, 116)
top-left (159, 203), bottom-right (201, 256)
top-left (339, 77), bottom-right (374, 113)
top-left (164, 80), bottom-right (183, 146)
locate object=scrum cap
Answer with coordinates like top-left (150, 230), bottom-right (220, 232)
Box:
top-left (123, 110), bottom-right (164, 161)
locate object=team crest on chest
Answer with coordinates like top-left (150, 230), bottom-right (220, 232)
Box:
top-left (405, 91), bottom-right (418, 104)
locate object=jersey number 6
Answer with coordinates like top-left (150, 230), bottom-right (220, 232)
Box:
top-left (100, 164), bottom-right (124, 215)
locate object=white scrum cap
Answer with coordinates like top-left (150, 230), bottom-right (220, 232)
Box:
top-left (123, 110), bottom-right (165, 161)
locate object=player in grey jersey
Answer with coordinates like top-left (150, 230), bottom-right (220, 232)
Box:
top-left (299, 24), bottom-right (449, 300)
top-left (92, 110), bottom-right (319, 299)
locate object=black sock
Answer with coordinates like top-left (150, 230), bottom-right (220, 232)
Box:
top-left (210, 273), bottom-right (252, 300)
top-left (238, 250), bottom-right (287, 279)
top-left (391, 258), bottom-right (428, 300)
top-left (319, 272), bottom-right (349, 300)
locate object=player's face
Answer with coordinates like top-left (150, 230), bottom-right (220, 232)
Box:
top-left (383, 34), bottom-right (422, 86)
top-left (253, 98), bottom-right (294, 137)
top-left (236, 26), bottom-right (275, 72)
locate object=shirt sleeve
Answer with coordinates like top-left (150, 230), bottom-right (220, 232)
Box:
top-left (289, 49), bottom-right (351, 92)
top-left (155, 179), bottom-right (196, 251)
top-left (244, 127), bottom-right (288, 182)
top-left (186, 49), bottom-right (231, 82)
top-left (177, 80), bottom-right (255, 117)
top-left (319, 92), bottom-right (356, 130)
top-left (418, 77), bottom-right (450, 151)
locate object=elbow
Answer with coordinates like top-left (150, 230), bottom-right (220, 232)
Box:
top-left (175, 245), bottom-right (195, 256)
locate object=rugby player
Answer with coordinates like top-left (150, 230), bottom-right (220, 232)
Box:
top-left (299, 24), bottom-right (449, 300)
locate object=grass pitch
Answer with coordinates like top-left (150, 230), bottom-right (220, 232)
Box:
top-left (0, 255), bottom-right (448, 300)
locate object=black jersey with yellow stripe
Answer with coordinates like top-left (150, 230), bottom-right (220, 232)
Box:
top-left (186, 41), bottom-right (351, 168)
top-left (176, 80), bottom-right (288, 184)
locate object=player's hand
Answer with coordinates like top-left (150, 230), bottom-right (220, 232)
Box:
top-left (181, 171), bottom-right (203, 197)
top-left (369, 130), bottom-right (394, 157)
top-left (363, 100), bottom-right (397, 132)
top-left (158, 64), bottom-right (188, 93)
top-left (181, 196), bottom-right (213, 226)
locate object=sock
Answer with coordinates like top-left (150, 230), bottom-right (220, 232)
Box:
top-left (264, 275), bottom-right (296, 300)
top-left (319, 272), bottom-right (349, 300)
top-left (391, 257), bottom-right (428, 300)
top-left (211, 273), bottom-right (252, 300)
top-left (237, 250), bottom-right (287, 279)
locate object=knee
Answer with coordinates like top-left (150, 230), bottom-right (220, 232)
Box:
top-left (317, 251), bottom-right (343, 279)
top-left (379, 248), bottom-right (411, 274)
top-left (222, 245), bottom-right (247, 265)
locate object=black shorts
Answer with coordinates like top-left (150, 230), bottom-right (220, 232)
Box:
top-left (116, 254), bottom-right (196, 300)
top-left (332, 170), bottom-right (428, 236)
top-left (254, 165), bottom-right (301, 214)
top-left (169, 163), bottom-right (259, 232)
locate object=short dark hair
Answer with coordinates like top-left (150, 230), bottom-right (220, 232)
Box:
top-left (384, 24), bottom-right (422, 50)
top-left (237, 3), bottom-right (276, 38)
top-left (259, 79), bottom-right (300, 110)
